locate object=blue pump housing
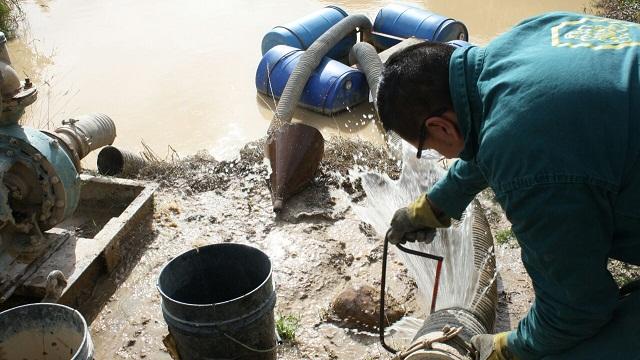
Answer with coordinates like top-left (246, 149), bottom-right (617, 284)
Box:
top-left (372, 4), bottom-right (469, 50)
top-left (261, 6), bottom-right (357, 60)
top-left (256, 45), bottom-right (369, 115)
top-left (0, 125), bottom-right (80, 225)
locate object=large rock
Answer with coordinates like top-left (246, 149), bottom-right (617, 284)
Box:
top-left (331, 284), bottom-right (405, 331)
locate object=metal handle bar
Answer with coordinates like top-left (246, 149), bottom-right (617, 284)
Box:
top-left (379, 228), bottom-right (444, 354)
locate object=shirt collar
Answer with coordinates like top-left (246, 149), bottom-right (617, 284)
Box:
top-left (449, 46), bottom-right (485, 161)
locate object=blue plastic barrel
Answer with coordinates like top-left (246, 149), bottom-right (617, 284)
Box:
top-left (255, 45), bottom-right (368, 115)
top-left (261, 6), bottom-right (356, 60)
top-left (372, 4), bottom-right (468, 50)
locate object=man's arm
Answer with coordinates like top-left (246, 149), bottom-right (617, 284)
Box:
top-left (427, 159), bottom-right (488, 219)
top-left (499, 183), bottom-right (618, 359)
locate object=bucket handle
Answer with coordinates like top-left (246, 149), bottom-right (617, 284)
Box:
top-left (223, 332), bottom-right (278, 354)
top-left (379, 228), bottom-right (444, 354)
top-left (161, 291), bottom-right (276, 331)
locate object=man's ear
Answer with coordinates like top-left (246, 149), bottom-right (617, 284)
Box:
top-left (425, 116), bottom-right (462, 144)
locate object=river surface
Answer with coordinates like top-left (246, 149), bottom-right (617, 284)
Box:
top-left (8, 0), bottom-right (586, 165)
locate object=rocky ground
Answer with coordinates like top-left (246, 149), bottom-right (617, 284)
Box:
top-left (87, 137), bottom-right (638, 359)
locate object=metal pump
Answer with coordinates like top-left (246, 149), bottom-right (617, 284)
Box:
top-left (0, 114), bottom-right (116, 243)
top-left (0, 31), bottom-right (116, 246)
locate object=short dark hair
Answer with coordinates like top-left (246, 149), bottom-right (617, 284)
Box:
top-left (376, 41), bottom-right (455, 142)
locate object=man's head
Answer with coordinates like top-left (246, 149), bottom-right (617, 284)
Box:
top-left (377, 41), bottom-right (464, 158)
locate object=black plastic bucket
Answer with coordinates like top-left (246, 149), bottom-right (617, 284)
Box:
top-left (0, 303), bottom-right (94, 360)
top-left (157, 243), bottom-right (277, 360)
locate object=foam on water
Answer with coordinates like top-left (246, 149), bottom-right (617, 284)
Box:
top-left (354, 141), bottom-right (478, 312)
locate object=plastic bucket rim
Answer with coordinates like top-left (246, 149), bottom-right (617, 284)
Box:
top-left (0, 302), bottom-right (91, 360)
top-left (156, 243), bottom-right (273, 308)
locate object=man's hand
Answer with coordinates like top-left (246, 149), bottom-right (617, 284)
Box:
top-left (471, 332), bottom-right (518, 360)
top-left (388, 195), bottom-right (451, 245)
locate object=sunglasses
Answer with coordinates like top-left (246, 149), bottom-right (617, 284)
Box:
top-left (416, 108), bottom-right (447, 159)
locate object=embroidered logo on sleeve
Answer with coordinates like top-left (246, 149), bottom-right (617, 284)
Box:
top-left (551, 17), bottom-right (640, 50)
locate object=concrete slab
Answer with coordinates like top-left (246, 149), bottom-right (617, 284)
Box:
top-left (5, 175), bottom-right (156, 304)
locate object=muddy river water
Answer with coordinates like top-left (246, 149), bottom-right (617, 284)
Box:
top-left (8, 0), bottom-right (587, 165)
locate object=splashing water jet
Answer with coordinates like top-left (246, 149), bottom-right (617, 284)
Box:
top-left (354, 140), bottom-right (498, 358)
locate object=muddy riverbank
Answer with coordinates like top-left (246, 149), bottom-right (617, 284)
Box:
top-left (86, 139), bottom-right (533, 359)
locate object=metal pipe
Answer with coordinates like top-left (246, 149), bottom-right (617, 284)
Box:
top-left (54, 113), bottom-right (116, 161)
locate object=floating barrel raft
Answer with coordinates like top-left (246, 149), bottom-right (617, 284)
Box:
top-left (256, 3), bottom-right (471, 213)
top-left (256, 3), bottom-right (470, 117)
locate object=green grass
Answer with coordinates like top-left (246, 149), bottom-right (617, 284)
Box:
top-left (495, 228), bottom-right (516, 245)
top-left (276, 314), bottom-right (301, 343)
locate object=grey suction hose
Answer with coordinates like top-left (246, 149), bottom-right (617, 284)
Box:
top-left (467, 200), bottom-right (498, 332)
top-left (349, 41), bottom-right (382, 105)
top-left (54, 113), bottom-right (117, 160)
top-left (270, 15), bottom-right (372, 132)
top-left (347, 40), bottom-right (404, 159)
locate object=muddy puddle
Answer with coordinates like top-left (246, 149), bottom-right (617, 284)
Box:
top-left (0, 327), bottom-right (84, 360)
top-left (8, 0), bottom-right (586, 167)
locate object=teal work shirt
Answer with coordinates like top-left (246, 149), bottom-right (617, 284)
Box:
top-left (427, 12), bottom-right (640, 359)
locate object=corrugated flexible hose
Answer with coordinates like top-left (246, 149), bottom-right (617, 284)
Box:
top-left (269, 15), bottom-right (372, 133)
top-left (348, 41), bottom-right (382, 105)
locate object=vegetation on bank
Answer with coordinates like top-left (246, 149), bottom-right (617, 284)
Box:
top-left (0, 0), bottom-right (21, 38)
top-left (276, 314), bottom-right (301, 343)
top-left (592, 0), bottom-right (640, 22)
top-left (494, 228), bottom-right (516, 246)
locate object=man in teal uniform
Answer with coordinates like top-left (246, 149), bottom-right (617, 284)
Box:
top-left (377, 12), bottom-right (640, 359)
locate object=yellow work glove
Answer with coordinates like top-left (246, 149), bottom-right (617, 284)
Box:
top-left (388, 195), bottom-right (451, 245)
top-left (470, 332), bottom-right (519, 360)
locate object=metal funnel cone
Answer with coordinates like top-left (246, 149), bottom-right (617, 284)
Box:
top-left (266, 123), bottom-right (324, 212)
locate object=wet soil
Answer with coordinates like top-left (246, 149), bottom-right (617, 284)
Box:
top-left (86, 139), bottom-right (542, 359)
top-left (89, 139), bottom-right (422, 360)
